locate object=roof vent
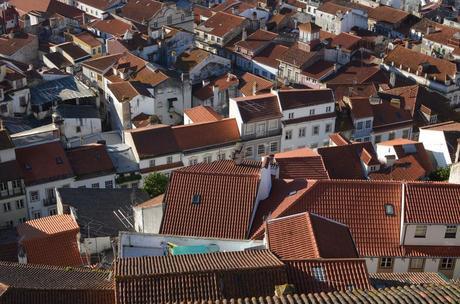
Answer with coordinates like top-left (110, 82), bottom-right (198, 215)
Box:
top-left (56, 157), bottom-right (63, 164)
top-left (384, 204), bottom-right (394, 216)
top-left (192, 194), bottom-right (201, 205)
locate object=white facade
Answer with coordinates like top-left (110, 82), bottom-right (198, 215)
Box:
top-left (71, 174), bottom-right (116, 189)
top-left (57, 117), bottom-right (102, 139)
top-left (315, 8), bottom-right (368, 35)
top-left (278, 101), bottom-right (336, 151)
top-left (419, 128), bottom-right (453, 167)
top-left (74, 0), bottom-right (122, 19)
top-left (186, 53), bottom-right (231, 85)
top-left (25, 178), bottom-right (74, 219)
top-left (133, 203), bottom-right (163, 234)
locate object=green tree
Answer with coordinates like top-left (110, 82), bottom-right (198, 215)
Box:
top-left (429, 166), bottom-right (450, 181)
top-left (143, 172), bottom-right (169, 197)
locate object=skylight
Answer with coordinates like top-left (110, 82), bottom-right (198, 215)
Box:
top-left (192, 194), bottom-right (201, 205)
top-left (384, 204), bottom-right (395, 216)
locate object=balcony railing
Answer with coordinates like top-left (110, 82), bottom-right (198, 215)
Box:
top-left (0, 187), bottom-right (25, 199)
top-left (43, 197), bottom-right (57, 207)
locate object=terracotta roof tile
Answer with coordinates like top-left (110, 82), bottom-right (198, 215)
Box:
top-left (369, 272), bottom-right (448, 287)
top-left (199, 11), bottom-right (246, 38)
top-left (15, 141), bottom-right (74, 186)
top-left (253, 43), bottom-right (289, 69)
top-left (88, 17), bottom-right (134, 37)
top-left (184, 105), bottom-right (223, 123)
top-left (278, 47), bottom-right (316, 67)
top-left (160, 160), bottom-right (261, 239)
top-left (175, 48), bottom-right (212, 71)
top-left (384, 46), bottom-right (457, 82)
top-left (317, 1), bottom-right (352, 14)
top-left (232, 93), bottom-right (283, 123)
top-left (127, 124), bottom-right (181, 159)
top-left (274, 149), bottom-right (329, 180)
top-left (0, 33), bottom-right (36, 57)
top-left (66, 144), bottom-right (115, 179)
top-left (17, 215), bottom-right (83, 267)
top-left (369, 155), bottom-right (427, 181)
top-left (277, 89), bottom-right (334, 110)
top-left (285, 259), bottom-right (371, 293)
top-left (235, 29), bottom-right (278, 52)
top-left (330, 32), bottom-right (362, 52)
top-left (368, 5), bottom-right (409, 24)
top-left (239, 72), bottom-right (274, 96)
top-left (203, 283), bottom-right (460, 304)
top-left (119, 0), bottom-right (164, 24)
top-left (114, 250), bottom-right (287, 303)
top-left (173, 118), bottom-right (240, 151)
top-left (252, 180), bottom-right (404, 257)
top-left (404, 182), bottom-right (460, 224)
top-left (267, 212), bottom-right (358, 259)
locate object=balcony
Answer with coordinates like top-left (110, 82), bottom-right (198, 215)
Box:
top-left (43, 197), bottom-right (57, 207)
top-left (0, 187), bottom-right (25, 199)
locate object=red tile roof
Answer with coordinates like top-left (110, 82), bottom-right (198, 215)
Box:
top-left (285, 259), bottom-right (371, 293)
top-left (127, 124), bottom-right (181, 159)
top-left (88, 17), bottom-right (134, 38)
top-left (66, 144), bottom-right (115, 179)
top-left (235, 29), bottom-right (278, 53)
top-left (369, 155), bottom-right (427, 181)
top-left (384, 46), bottom-right (457, 83)
top-left (160, 160), bottom-right (261, 239)
top-left (368, 5), bottom-right (409, 24)
top-left (251, 180), bottom-right (404, 257)
top-left (404, 182), bottom-right (460, 224)
top-left (274, 148), bottom-right (329, 180)
top-left (119, 0), bottom-right (164, 24)
top-left (184, 105), bottom-right (223, 123)
top-left (17, 215), bottom-right (83, 267)
top-left (199, 11), bottom-right (246, 38)
top-left (0, 33), bottom-right (37, 57)
top-left (232, 93), bottom-right (282, 123)
top-left (15, 141), bottom-right (74, 186)
top-left (369, 272), bottom-right (448, 287)
top-left (114, 250), bottom-right (287, 303)
top-left (277, 89), bottom-right (334, 110)
top-left (253, 43), bottom-right (289, 69)
top-left (330, 32), bottom-right (362, 52)
top-left (173, 118), bottom-right (240, 151)
top-left (239, 72), bottom-right (274, 96)
top-left (267, 212), bottom-right (358, 259)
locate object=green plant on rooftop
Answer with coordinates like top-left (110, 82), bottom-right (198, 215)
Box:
top-left (143, 172), bottom-right (169, 197)
top-left (429, 166), bottom-right (450, 181)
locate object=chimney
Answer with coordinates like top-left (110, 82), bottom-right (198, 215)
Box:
top-left (252, 81), bottom-right (258, 95)
top-left (242, 28), bottom-right (247, 41)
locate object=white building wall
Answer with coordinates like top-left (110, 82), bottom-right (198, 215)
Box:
top-left (134, 204), bottom-right (163, 234)
top-left (61, 117), bottom-right (102, 139)
top-left (419, 129), bottom-right (451, 168)
top-left (182, 145), bottom-right (238, 166)
top-left (0, 148), bottom-right (15, 163)
top-left (25, 177), bottom-right (74, 218)
top-left (402, 224), bottom-right (460, 246)
top-left (372, 127), bottom-right (412, 145)
top-left (72, 174), bottom-right (117, 189)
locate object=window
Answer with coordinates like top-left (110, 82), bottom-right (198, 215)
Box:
top-left (268, 120), bottom-right (278, 130)
top-left (203, 155), bottom-right (212, 163)
top-left (375, 135), bottom-right (382, 143)
top-left (91, 183), bottom-right (99, 188)
top-left (384, 204), bottom-right (394, 216)
top-left (379, 257), bottom-right (393, 269)
top-left (192, 194), bottom-right (201, 204)
top-left (445, 225), bottom-right (457, 239)
top-left (218, 153), bottom-right (226, 160)
top-left (402, 129), bottom-right (410, 139)
top-left (414, 225), bottom-right (427, 238)
top-left (326, 106), bottom-right (331, 113)
top-left (357, 121), bottom-right (363, 130)
top-left (3, 202), bottom-right (11, 212)
top-left (149, 159), bottom-right (156, 167)
top-left (312, 126), bottom-right (319, 135)
top-left (409, 258), bottom-right (425, 270)
top-left (30, 191), bottom-right (39, 202)
top-left (285, 130), bottom-right (292, 140)
top-left (257, 144), bottom-right (265, 156)
top-left (309, 109), bottom-right (315, 115)
top-left (310, 143), bottom-right (318, 148)
top-left (189, 158), bottom-right (198, 165)
top-left (311, 266), bottom-right (326, 282)
top-left (19, 217), bottom-right (26, 224)
top-left (76, 126), bottom-right (81, 133)
top-left (16, 199), bottom-right (24, 209)
top-left (298, 127), bottom-right (306, 137)
top-left (325, 123), bottom-right (332, 133)
top-left (245, 147), bottom-right (253, 157)
top-left (49, 209), bottom-right (57, 216)
top-left (440, 258), bottom-right (454, 270)
top-left (5, 220), bottom-right (13, 227)
top-left (288, 113), bottom-right (294, 119)
top-left (365, 120), bottom-right (371, 128)
top-left (12, 180), bottom-right (21, 189)
top-left (33, 211), bottom-right (41, 219)
top-left (270, 142), bottom-right (278, 153)
top-left (388, 132), bottom-right (396, 140)
top-left (167, 156), bottom-right (173, 164)
top-left (246, 123), bottom-right (255, 135)
top-left (105, 180), bottom-right (113, 189)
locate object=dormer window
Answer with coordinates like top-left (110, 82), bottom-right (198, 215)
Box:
top-left (414, 225), bottom-right (427, 238)
top-left (192, 194), bottom-right (201, 205)
top-left (445, 225), bottom-right (457, 239)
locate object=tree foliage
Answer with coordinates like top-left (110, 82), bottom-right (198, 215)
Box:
top-left (143, 172), bottom-right (169, 197)
top-left (429, 166), bottom-right (450, 181)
